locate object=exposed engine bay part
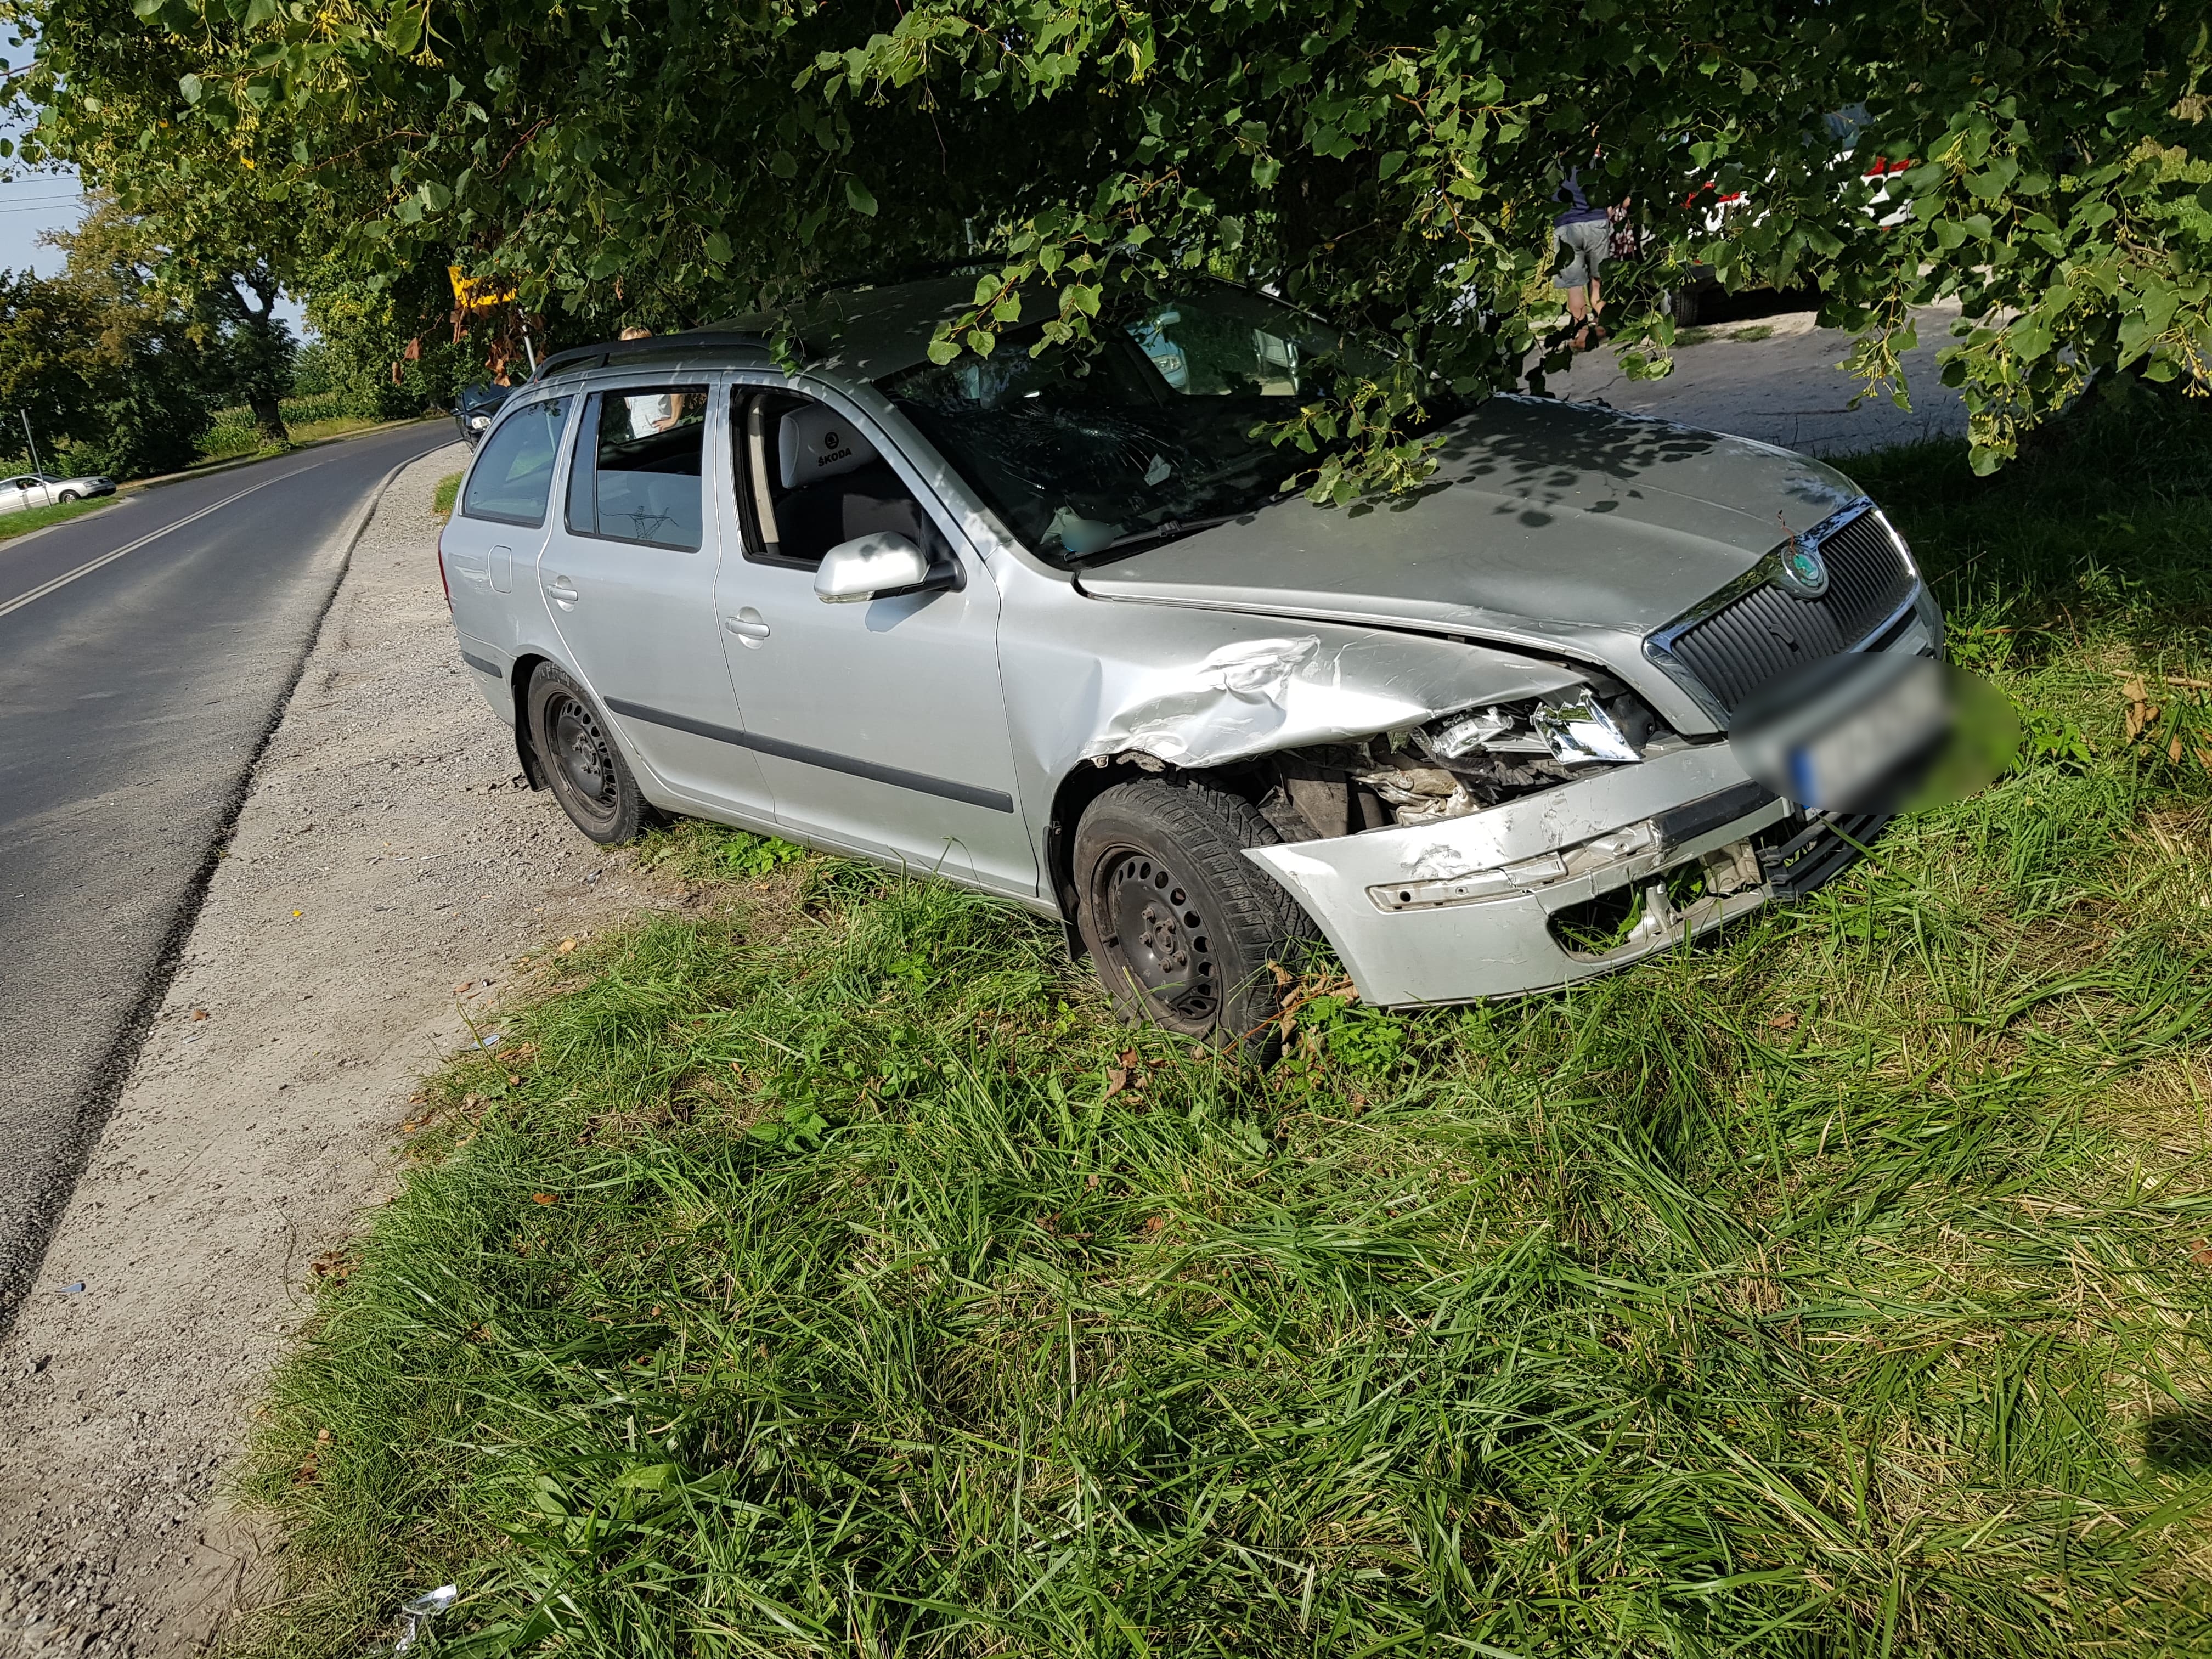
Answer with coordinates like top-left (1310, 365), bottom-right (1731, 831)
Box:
top-left (1244, 686), bottom-right (1678, 837)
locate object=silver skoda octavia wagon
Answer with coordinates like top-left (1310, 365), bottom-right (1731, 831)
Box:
top-left (439, 277), bottom-right (1943, 1041)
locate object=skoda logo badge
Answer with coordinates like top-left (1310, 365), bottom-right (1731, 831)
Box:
top-left (1773, 534), bottom-right (1830, 600)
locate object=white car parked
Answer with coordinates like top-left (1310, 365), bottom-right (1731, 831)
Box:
top-left (0, 471), bottom-right (116, 514)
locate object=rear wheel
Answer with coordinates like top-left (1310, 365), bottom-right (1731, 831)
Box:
top-left (526, 662), bottom-right (648, 844)
top-left (1074, 778), bottom-right (1319, 1046)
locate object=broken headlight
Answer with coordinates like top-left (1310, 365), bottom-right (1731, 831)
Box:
top-left (1353, 690), bottom-right (1655, 828)
top-left (1279, 687), bottom-right (1664, 839)
top-left (1417, 689), bottom-right (1644, 770)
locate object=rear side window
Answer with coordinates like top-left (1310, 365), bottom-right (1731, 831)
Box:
top-left (566, 387), bottom-right (708, 551)
top-left (461, 398), bottom-right (568, 526)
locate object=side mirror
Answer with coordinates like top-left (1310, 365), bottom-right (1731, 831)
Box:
top-left (813, 533), bottom-right (947, 604)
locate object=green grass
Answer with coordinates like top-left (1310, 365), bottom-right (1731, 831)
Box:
top-left (224, 390), bottom-right (2212, 1658)
top-left (433, 471), bottom-right (463, 518)
top-left (0, 493), bottom-right (112, 541)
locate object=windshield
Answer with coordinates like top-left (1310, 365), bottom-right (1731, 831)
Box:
top-left (878, 285), bottom-right (1452, 563)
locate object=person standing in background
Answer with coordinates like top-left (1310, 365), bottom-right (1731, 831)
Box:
top-left (1552, 161), bottom-right (1612, 351)
top-left (616, 326), bottom-right (678, 436)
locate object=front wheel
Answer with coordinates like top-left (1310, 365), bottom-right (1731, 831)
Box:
top-left (526, 662), bottom-right (649, 845)
top-left (57, 490), bottom-right (78, 503)
top-left (1074, 778), bottom-right (1319, 1046)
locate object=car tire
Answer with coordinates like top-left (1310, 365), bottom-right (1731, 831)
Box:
top-left (57, 490), bottom-right (77, 503)
top-left (1668, 287), bottom-right (1701, 329)
top-left (526, 662), bottom-right (649, 845)
top-left (1074, 777), bottom-right (1320, 1046)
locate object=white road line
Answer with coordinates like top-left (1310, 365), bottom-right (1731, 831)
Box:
top-left (0, 462), bottom-right (328, 622)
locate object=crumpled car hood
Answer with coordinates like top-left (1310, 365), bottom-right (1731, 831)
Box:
top-left (1076, 396), bottom-right (1866, 649)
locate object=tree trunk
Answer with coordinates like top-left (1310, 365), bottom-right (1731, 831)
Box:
top-left (233, 273), bottom-right (290, 444)
top-left (249, 386), bottom-right (287, 444)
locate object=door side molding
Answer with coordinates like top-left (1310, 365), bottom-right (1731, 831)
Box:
top-left (604, 697), bottom-right (1017, 814)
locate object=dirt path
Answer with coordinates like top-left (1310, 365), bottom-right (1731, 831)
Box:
top-left (0, 449), bottom-right (684, 1656)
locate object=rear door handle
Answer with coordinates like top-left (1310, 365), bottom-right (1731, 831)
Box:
top-left (546, 576), bottom-right (579, 608)
top-left (724, 607), bottom-right (770, 642)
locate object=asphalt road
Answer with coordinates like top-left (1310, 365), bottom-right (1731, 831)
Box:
top-left (0, 422), bottom-right (457, 1331)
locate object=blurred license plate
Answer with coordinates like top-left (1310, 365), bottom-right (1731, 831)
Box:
top-left (1790, 657), bottom-right (1948, 808)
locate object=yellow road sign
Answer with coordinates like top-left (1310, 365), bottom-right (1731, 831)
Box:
top-left (448, 265), bottom-right (517, 312)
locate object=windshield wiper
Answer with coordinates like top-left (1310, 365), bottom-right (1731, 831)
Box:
top-left (1069, 513), bottom-right (1243, 565)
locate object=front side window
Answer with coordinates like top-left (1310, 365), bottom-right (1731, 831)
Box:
top-left (461, 398), bottom-right (568, 527)
top-left (566, 386), bottom-right (708, 550)
top-left (733, 393), bottom-right (948, 570)
top-left (880, 283), bottom-right (1447, 565)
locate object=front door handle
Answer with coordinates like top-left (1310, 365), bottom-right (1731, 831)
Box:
top-left (546, 576), bottom-right (579, 608)
top-left (724, 607), bottom-right (770, 644)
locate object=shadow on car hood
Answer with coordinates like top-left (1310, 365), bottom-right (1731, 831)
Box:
top-left (1076, 396), bottom-right (1867, 651)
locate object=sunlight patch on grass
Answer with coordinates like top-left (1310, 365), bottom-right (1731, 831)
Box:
top-left (431, 471), bottom-right (462, 518)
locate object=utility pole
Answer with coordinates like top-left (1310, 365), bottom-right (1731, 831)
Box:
top-left (19, 411), bottom-right (42, 477)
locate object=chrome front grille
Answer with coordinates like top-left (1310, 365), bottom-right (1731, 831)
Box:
top-left (1651, 504), bottom-right (1917, 716)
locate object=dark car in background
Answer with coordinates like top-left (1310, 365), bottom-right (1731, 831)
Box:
top-left (454, 381), bottom-right (514, 446)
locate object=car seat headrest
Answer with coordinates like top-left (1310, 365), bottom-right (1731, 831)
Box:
top-left (779, 404), bottom-right (879, 489)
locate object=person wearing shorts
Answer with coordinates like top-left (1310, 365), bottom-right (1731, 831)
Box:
top-left (1552, 167), bottom-right (1611, 348)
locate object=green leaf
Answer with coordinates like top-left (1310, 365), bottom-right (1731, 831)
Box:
top-left (1378, 150), bottom-right (1406, 180)
top-left (844, 176), bottom-right (877, 216)
top-left (385, 2), bottom-right (425, 54)
top-left (769, 150), bottom-right (797, 179)
top-left (965, 328), bottom-right (995, 356)
top-left (926, 337), bottom-right (961, 366)
top-left (703, 231), bottom-right (730, 264)
top-left (1965, 156), bottom-right (2018, 200)
top-left (178, 73), bottom-right (202, 104)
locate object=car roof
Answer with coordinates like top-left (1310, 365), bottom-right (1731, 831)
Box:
top-left (532, 274), bottom-right (1062, 389)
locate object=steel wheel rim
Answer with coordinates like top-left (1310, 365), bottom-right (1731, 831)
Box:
top-left (550, 693), bottom-right (617, 818)
top-left (1098, 847), bottom-right (1218, 1023)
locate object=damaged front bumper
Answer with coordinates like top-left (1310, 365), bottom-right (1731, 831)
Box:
top-left (1245, 741), bottom-right (1881, 1007)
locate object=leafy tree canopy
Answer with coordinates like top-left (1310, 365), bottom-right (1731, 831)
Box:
top-left (0, 199), bottom-right (229, 473)
top-left (8, 0), bottom-right (2210, 477)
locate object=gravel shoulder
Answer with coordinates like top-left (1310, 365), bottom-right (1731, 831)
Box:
top-left (0, 449), bottom-right (683, 1656)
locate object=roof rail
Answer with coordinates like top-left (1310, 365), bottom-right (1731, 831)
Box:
top-left (532, 329), bottom-right (774, 381)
